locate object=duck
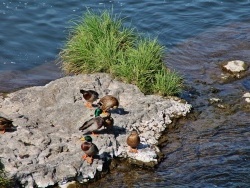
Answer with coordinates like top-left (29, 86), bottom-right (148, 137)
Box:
top-left (80, 89), bottom-right (99, 108)
top-left (126, 130), bottom-right (140, 153)
top-left (0, 117), bottom-right (16, 134)
top-left (80, 135), bottom-right (99, 164)
top-left (97, 95), bottom-right (119, 116)
top-left (94, 107), bottom-right (114, 130)
top-left (79, 111), bottom-right (111, 136)
top-left (79, 116), bottom-right (104, 136)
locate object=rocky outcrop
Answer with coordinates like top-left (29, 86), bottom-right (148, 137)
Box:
top-left (0, 73), bottom-right (191, 187)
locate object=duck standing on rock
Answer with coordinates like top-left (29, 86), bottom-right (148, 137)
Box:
top-left (80, 136), bottom-right (99, 164)
top-left (80, 89), bottom-right (99, 108)
top-left (0, 117), bottom-right (16, 134)
top-left (127, 130), bottom-right (140, 153)
top-left (97, 95), bottom-right (119, 116)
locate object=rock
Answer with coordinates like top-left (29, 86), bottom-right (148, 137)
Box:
top-left (243, 92), bottom-right (250, 103)
top-left (59, 180), bottom-right (77, 188)
top-left (0, 73), bottom-right (192, 187)
top-left (243, 92), bottom-right (250, 98)
top-left (220, 60), bottom-right (249, 83)
top-left (209, 98), bottom-right (222, 104)
top-left (222, 60), bottom-right (248, 73)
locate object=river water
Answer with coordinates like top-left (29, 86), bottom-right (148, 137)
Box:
top-left (1, 1), bottom-right (250, 187)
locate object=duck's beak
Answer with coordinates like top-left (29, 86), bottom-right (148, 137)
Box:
top-left (80, 137), bottom-right (85, 141)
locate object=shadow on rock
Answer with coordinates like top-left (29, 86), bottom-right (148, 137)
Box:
top-left (138, 143), bottom-right (150, 150)
top-left (110, 108), bottom-right (129, 115)
top-left (112, 125), bottom-right (126, 137)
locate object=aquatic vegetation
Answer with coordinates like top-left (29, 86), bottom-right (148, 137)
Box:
top-left (58, 10), bottom-right (182, 96)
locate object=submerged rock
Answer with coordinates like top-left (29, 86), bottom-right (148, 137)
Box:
top-left (0, 73), bottom-right (191, 187)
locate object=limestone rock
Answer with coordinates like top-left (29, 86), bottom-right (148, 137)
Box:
top-left (0, 73), bottom-right (191, 187)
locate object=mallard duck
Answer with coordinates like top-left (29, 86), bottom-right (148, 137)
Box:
top-left (97, 95), bottom-right (119, 115)
top-left (0, 117), bottom-right (15, 134)
top-left (80, 136), bottom-right (99, 164)
top-left (80, 89), bottom-right (99, 108)
top-left (79, 116), bottom-right (104, 136)
top-left (79, 111), bottom-right (113, 135)
top-left (127, 130), bottom-right (140, 153)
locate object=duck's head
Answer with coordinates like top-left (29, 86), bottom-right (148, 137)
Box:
top-left (94, 107), bottom-right (103, 117)
top-left (130, 130), bottom-right (139, 135)
top-left (80, 135), bottom-right (93, 143)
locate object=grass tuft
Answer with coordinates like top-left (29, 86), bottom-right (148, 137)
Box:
top-left (0, 163), bottom-right (12, 188)
top-left (153, 69), bottom-right (183, 96)
top-left (58, 10), bottom-right (182, 96)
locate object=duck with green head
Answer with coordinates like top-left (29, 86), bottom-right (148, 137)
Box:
top-left (80, 135), bottom-right (99, 164)
top-left (0, 117), bottom-right (16, 134)
top-left (80, 89), bottom-right (99, 109)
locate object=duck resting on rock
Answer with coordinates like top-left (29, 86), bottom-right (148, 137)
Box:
top-left (80, 135), bottom-right (99, 164)
top-left (97, 95), bottom-right (119, 116)
top-left (80, 89), bottom-right (99, 108)
top-left (127, 130), bottom-right (140, 153)
top-left (79, 111), bottom-right (113, 136)
top-left (0, 117), bottom-right (16, 134)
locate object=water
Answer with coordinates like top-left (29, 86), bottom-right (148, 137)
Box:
top-left (1, 0), bottom-right (250, 187)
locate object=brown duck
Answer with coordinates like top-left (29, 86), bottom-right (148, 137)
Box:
top-left (80, 89), bottom-right (99, 108)
top-left (127, 130), bottom-right (140, 153)
top-left (103, 112), bottom-right (114, 130)
top-left (97, 95), bottom-right (119, 115)
top-left (80, 136), bottom-right (99, 164)
top-left (0, 117), bottom-right (16, 134)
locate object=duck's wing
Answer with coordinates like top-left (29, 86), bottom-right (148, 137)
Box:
top-left (90, 143), bottom-right (99, 155)
top-left (79, 117), bottom-right (104, 131)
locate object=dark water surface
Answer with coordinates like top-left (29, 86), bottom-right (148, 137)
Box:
top-left (1, 1), bottom-right (250, 187)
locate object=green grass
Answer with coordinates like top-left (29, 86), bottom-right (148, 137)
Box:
top-left (58, 10), bottom-right (182, 96)
top-left (0, 162), bottom-right (11, 188)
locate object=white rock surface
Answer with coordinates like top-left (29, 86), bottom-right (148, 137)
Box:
top-left (243, 92), bottom-right (250, 103)
top-left (0, 73), bottom-right (191, 187)
top-left (223, 60), bottom-right (247, 73)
